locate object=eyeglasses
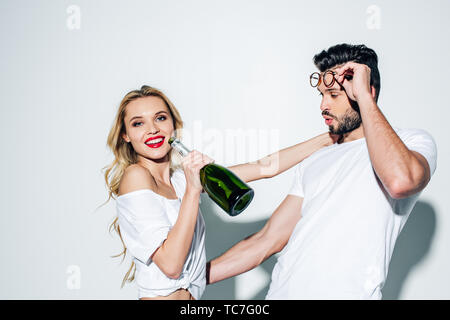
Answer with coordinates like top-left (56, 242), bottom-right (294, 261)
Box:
top-left (309, 70), bottom-right (353, 88)
top-left (309, 70), bottom-right (338, 88)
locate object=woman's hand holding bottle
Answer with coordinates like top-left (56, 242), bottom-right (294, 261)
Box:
top-left (182, 150), bottom-right (214, 194)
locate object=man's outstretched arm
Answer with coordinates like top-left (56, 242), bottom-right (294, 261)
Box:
top-left (207, 195), bottom-right (303, 285)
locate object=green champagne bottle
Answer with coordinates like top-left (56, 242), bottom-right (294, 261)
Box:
top-left (169, 137), bottom-right (254, 216)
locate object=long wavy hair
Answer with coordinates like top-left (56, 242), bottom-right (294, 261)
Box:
top-left (103, 85), bottom-right (183, 287)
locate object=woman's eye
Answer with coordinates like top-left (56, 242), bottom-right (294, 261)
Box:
top-left (156, 115), bottom-right (167, 121)
top-left (132, 121), bottom-right (143, 127)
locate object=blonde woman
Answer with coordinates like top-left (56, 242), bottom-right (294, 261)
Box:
top-left (104, 85), bottom-right (337, 300)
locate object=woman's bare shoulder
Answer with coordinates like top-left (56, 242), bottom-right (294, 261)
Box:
top-left (118, 164), bottom-right (155, 196)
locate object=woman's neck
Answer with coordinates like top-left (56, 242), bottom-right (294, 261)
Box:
top-left (136, 155), bottom-right (172, 185)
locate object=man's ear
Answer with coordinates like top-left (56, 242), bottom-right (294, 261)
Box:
top-left (371, 86), bottom-right (376, 100)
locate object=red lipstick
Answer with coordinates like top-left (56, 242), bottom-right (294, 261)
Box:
top-left (145, 136), bottom-right (165, 148)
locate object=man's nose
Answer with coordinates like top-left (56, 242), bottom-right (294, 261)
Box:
top-left (320, 99), bottom-right (328, 112)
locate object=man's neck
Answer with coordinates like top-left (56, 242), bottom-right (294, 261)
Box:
top-left (338, 125), bottom-right (365, 144)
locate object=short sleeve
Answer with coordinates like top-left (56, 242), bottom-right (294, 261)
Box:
top-left (398, 128), bottom-right (438, 177)
top-left (116, 190), bottom-right (171, 265)
top-left (288, 163), bottom-right (305, 198)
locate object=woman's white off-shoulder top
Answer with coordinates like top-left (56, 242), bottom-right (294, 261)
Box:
top-left (116, 169), bottom-right (206, 299)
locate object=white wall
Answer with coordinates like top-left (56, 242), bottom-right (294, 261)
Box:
top-left (0, 0), bottom-right (448, 299)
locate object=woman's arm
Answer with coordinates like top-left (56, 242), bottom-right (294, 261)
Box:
top-left (119, 152), bottom-right (211, 279)
top-left (228, 132), bottom-right (336, 183)
top-left (151, 150), bottom-right (213, 279)
top-left (151, 187), bottom-right (201, 279)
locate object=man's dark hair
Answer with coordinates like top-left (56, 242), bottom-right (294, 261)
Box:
top-left (313, 44), bottom-right (381, 102)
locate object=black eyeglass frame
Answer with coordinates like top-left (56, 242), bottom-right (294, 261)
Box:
top-left (309, 70), bottom-right (353, 88)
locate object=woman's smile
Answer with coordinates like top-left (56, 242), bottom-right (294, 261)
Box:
top-left (145, 136), bottom-right (165, 148)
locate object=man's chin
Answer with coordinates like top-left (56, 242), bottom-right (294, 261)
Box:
top-left (329, 126), bottom-right (349, 136)
top-left (328, 124), bottom-right (339, 135)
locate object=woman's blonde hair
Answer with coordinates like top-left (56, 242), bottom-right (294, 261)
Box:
top-left (103, 85), bottom-right (183, 287)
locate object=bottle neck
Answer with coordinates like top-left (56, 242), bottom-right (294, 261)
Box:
top-left (169, 138), bottom-right (191, 157)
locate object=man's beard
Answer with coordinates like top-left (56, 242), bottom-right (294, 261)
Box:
top-left (326, 107), bottom-right (362, 135)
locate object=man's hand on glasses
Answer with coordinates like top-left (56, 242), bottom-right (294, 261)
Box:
top-left (334, 62), bottom-right (373, 103)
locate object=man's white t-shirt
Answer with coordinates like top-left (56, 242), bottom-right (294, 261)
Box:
top-left (266, 128), bottom-right (437, 300)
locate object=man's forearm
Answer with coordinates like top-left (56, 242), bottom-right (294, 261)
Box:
top-left (358, 95), bottom-right (428, 198)
top-left (207, 230), bottom-right (273, 285)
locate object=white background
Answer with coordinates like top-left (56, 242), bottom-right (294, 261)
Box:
top-left (0, 0), bottom-right (449, 299)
